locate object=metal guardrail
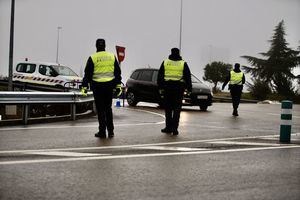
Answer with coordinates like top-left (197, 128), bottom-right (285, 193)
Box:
top-left (0, 91), bottom-right (94, 125)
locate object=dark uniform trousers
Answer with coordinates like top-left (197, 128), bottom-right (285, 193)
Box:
top-left (164, 87), bottom-right (184, 131)
top-left (230, 85), bottom-right (243, 110)
top-left (92, 82), bottom-right (114, 133)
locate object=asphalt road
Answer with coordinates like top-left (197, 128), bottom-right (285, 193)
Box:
top-left (0, 102), bottom-right (300, 200)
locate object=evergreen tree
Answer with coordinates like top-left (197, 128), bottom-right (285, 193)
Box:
top-left (203, 61), bottom-right (231, 93)
top-left (242, 20), bottom-right (299, 97)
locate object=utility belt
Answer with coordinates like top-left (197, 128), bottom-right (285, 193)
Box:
top-left (91, 80), bottom-right (116, 89)
top-left (229, 84), bottom-right (243, 90)
top-left (163, 81), bottom-right (185, 91)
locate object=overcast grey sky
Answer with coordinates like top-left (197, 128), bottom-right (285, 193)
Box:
top-left (0, 0), bottom-right (299, 83)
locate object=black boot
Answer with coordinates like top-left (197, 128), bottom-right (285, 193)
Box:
top-left (95, 131), bottom-right (106, 138)
top-left (232, 109), bottom-right (239, 116)
top-left (173, 129), bottom-right (179, 135)
top-left (161, 127), bottom-right (172, 133)
top-left (108, 131), bottom-right (114, 138)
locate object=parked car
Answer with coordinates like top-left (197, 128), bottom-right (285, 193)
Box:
top-left (126, 68), bottom-right (213, 111)
top-left (13, 61), bottom-right (82, 88)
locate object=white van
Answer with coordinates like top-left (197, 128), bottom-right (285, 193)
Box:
top-left (13, 61), bottom-right (82, 88)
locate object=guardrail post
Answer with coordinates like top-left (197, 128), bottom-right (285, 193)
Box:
top-left (22, 104), bottom-right (29, 125)
top-left (71, 103), bottom-right (76, 121)
top-left (280, 100), bottom-right (293, 143)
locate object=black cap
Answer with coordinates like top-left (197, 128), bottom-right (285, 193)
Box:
top-left (96, 38), bottom-right (106, 48)
top-left (171, 48), bottom-right (180, 56)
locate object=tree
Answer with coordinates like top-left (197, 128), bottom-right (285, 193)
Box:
top-left (247, 78), bottom-right (272, 100)
top-left (203, 61), bottom-right (231, 93)
top-left (241, 20), bottom-right (300, 97)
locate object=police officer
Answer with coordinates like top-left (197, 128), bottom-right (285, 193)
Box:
top-left (222, 63), bottom-right (245, 116)
top-left (157, 48), bottom-right (192, 135)
top-left (81, 39), bottom-right (122, 138)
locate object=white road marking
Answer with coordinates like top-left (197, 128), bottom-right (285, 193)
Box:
top-left (22, 151), bottom-right (109, 157)
top-left (0, 121), bottom-right (165, 131)
top-left (0, 134), bottom-right (297, 154)
top-left (267, 113), bottom-right (300, 119)
top-left (207, 141), bottom-right (281, 146)
top-left (1, 145), bottom-right (299, 165)
top-left (134, 146), bottom-right (209, 151)
top-left (0, 107), bottom-right (165, 132)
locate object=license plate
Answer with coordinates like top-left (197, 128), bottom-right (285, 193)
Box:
top-left (197, 95), bottom-right (208, 99)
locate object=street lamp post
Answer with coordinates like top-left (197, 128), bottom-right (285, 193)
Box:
top-left (8, 0), bottom-right (15, 91)
top-left (56, 26), bottom-right (62, 64)
top-left (179, 0), bottom-right (183, 53)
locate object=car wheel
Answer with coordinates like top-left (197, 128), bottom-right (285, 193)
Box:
top-left (126, 91), bottom-right (138, 106)
top-left (199, 105), bottom-right (208, 111)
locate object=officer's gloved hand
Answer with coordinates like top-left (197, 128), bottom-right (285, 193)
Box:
top-left (184, 90), bottom-right (191, 97)
top-left (159, 89), bottom-right (164, 99)
top-left (81, 87), bottom-right (88, 97)
top-left (114, 84), bottom-right (122, 97)
top-left (186, 90), bottom-right (192, 97)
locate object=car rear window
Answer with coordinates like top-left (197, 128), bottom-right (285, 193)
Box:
top-left (138, 70), bottom-right (153, 82)
top-left (16, 63), bottom-right (36, 73)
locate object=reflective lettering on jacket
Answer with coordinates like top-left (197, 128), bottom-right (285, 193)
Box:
top-left (91, 51), bottom-right (115, 82)
top-left (230, 70), bottom-right (243, 85)
top-left (163, 59), bottom-right (184, 81)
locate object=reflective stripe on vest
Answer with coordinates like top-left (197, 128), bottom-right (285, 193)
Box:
top-left (230, 71), bottom-right (243, 85)
top-left (91, 51), bottom-right (115, 82)
top-left (164, 59), bottom-right (184, 81)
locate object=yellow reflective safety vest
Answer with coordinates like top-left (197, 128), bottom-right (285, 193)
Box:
top-left (230, 70), bottom-right (243, 85)
top-left (91, 51), bottom-right (115, 82)
top-left (163, 59), bottom-right (184, 81)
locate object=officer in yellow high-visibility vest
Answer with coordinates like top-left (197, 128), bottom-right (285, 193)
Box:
top-left (157, 48), bottom-right (192, 135)
top-left (82, 39), bottom-right (122, 138)
top-left (222, 63), bottom-right (245, 116)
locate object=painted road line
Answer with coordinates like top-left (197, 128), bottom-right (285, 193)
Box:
top-left (134, 146), bottom-right (210, 151)
top-left (0, 134), bottom-right (297, 154)
top-left (123, 107), bottom-right (165, 118)
top-left (268, 113), bottom-right (300, 119)
top-left (0, 122), bottom-right (163, 132)
top-left (0, 145), bottom-right (299, 165)
top-left (22, 151), bottom-right (110, 157)
top-left (207, 141), bottom-right (281, 146)
top-left (0, 107), bottom-right (165, 132)
top-left (0, 124), bottom-right (277, 133)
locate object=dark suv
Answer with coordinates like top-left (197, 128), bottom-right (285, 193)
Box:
top-left (126, 68), bottom-right (213, 111)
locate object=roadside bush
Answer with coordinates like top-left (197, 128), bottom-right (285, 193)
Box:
top-left (247, 79), bottom-right (272, 100)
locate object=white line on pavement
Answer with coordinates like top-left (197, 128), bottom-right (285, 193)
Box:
top-left (0, 134), bottom-right (296, 154)
top-left (0, 107), bottom-right (165, 132)
top-left (207, 141), bottom-right (280, 146)
top-left (267, 113), bottom-right (300, 119)
top-left (0, 122), bottom-right (164, 131)
top-left (134, 146), bottom-right (210, 151)
top-left (1, 145), bottom-right (299, 165)
top-left (22, 151), bottom-right (110, 157)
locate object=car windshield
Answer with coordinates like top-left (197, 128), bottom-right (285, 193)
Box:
top-left (52, 65), bottom-right (78, 76)
top-left (191, 74), bottom-right (202, 83)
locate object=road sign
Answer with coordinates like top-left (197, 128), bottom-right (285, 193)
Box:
top-left (116, 46), bottom-right (125, 63)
